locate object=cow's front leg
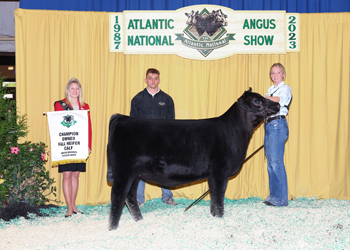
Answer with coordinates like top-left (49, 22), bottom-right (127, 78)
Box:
top-left (208, 177), bottom-right (229, 217)
top-left (125, 176), bottom-right (143, 222)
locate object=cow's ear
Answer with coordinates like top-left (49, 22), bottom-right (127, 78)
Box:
top-left (248, 87), bottom-right (252, 92)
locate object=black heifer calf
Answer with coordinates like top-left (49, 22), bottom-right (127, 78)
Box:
top-left (107, 88), bottom-right (280, 230)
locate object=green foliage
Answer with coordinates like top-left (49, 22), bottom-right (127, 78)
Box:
top-left (0, 142), bottom-right (57, 207)
top-left (0, 74), bottom-right (58, 208)
top-left (0, 78), bottom-right (27, 151)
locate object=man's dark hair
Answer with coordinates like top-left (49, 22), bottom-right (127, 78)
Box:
top-left (146, 68), bottom-right (160, 77)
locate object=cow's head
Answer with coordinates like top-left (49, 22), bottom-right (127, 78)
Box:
top-left (185, 10), bottom-right (199, 25)
top-left (212, 9), bottom-right (228, 26)
top-left (238, 88), bottom-right (280, 121)
top-left (63, 115), bottom-right (74, 123)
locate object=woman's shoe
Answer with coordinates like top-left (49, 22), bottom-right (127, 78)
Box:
top-left (263, 201), bottom-right (276, 206)
top-left (73, 210), bottom-right (84, 214)
top-left (65, 213), bottom-right (72, 218)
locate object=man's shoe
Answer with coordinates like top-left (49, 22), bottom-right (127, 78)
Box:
top-left (263, 201), bottom-right (276, 206)
top-left (138, 201), bottom-right (144, 207)
top-left (164, 198), bottom-right (178, 206)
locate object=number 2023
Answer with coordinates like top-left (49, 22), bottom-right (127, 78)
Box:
top-left (288, 16), bottom-right (297, 49)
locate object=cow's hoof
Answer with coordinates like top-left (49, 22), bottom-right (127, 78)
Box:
top-left (135, 216), bottom-right (143, 222)
top-left (211, 210), bottom-right (224, 218)
top-left (212, 214), bottom-right (224, 218)
top-left (109, 225), bottom-right (118, 231)
top-left (130, 212), bottom-right (143, 222)
top-left (109, 220), bottom-right (119, 231)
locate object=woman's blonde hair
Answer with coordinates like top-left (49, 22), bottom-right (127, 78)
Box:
top-left (270, 63), bottom-right (286, 80)
top-left (64, 77), bottom-right (84, 106)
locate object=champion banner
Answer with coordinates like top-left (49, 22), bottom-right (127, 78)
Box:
top-left (110, 4), bottom-right (300, 60)
top-left (46, 110), bottom-right (89, 166)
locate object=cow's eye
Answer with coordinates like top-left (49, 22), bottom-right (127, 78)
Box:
top-left (255, 100), bottom-right (260, 104)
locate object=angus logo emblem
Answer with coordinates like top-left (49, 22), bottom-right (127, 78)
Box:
top-left (61, 114), bottom-right (77, 128)
top-left (175, 8), bottom-right (235, 57)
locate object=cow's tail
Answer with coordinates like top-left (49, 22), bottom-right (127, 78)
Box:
top-left (106, 144), bottom-right (114, 183)
top-left (106, 114), bottom-right (119, 183)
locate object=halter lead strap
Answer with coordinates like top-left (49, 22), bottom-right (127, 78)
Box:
top-left (270, 89), bottom-right (292, 110)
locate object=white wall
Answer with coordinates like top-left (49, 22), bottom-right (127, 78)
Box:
top-left (0, 2), bottom-right (20, 52)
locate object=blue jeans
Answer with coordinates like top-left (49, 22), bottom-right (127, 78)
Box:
top-left (136, 179), bottom-right (173, 204)
top-left (264, 118), bottom-right (289, 206)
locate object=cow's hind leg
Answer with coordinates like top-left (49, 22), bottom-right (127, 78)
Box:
top-left (109, 180), bottom-right (132, 230)
top-left (125, 176), bottom-right (143, 222)
top-left (208, 178), bottom-right (229, 217)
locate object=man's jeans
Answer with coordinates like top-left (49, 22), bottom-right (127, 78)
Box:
top-left (137, 179), bottom-right (173, 204)
top-left (264, 118), bottom-right (289, 206)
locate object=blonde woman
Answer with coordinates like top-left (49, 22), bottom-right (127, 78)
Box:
top-left (263, 63), bottom-right (292, 207)
top-left (54, 77), bottom-right (92, 217)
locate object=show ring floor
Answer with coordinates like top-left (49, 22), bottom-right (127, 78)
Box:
top-left (1, 197), bottom-right (349, 249)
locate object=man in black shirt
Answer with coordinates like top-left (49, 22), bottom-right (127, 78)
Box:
top-left (130, 68), bottom-right (177, 207)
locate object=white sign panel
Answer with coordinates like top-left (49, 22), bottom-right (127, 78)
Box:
top-left (47, 110), bottom-right (89, 166)
top-left (110, 14), bottom-right (124, 51)
top-left (110, 5), bottom-right (300, 60)
top-left (286, 13), bottom-right (300, 52)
